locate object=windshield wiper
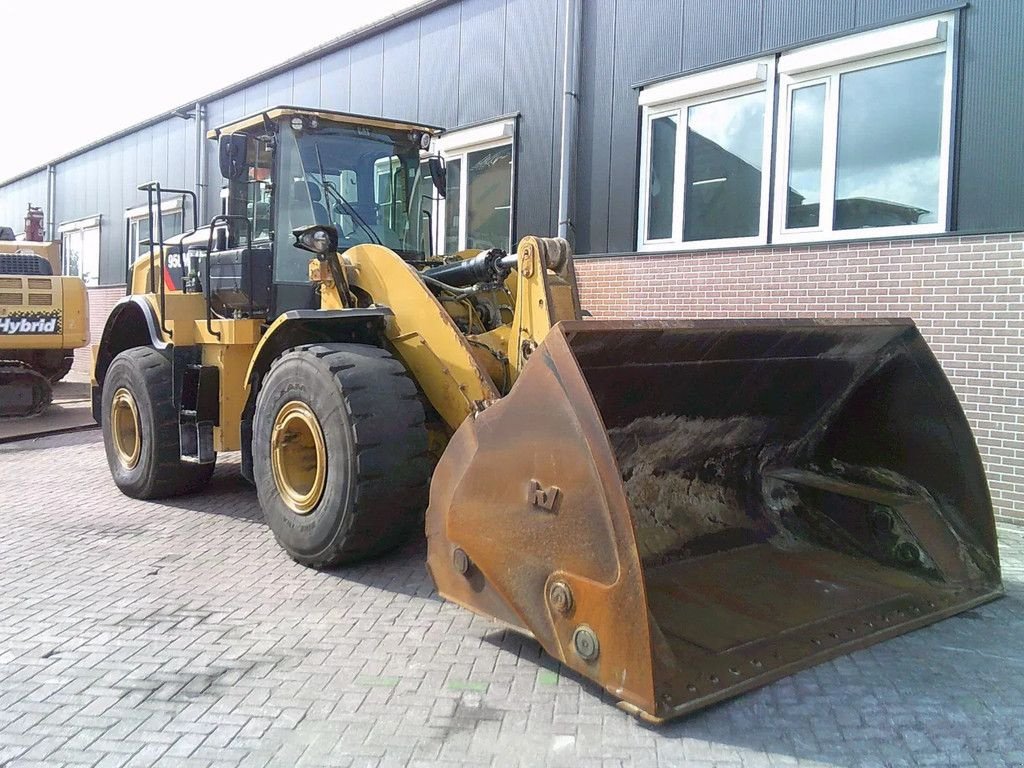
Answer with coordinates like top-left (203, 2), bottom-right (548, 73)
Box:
top-left (313, 143), bottom-right (382, 246)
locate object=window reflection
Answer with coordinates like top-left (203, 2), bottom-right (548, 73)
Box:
top-left (647, 115), bottom-right (677, 240)
top-left (683, 91), bottom-right (765, 242)
top-left (834, 53), bottom-right (944, 229)
top-left (785, 84), bottom-right (825, 229)
top-left (466, 145), bottom-right (512, 251)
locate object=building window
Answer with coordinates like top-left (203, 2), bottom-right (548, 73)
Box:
top-left (636, 13), bottom-right (955, 249)
top-left (638, 60), bottom-right (775, 250)
top-left (58, 216), bottom-right (101, 286)
top-left (435, 118), bottom-right (515, 253)
top-left (774, 14), bottom-right (955, 240)
top-left (126, 198), bottom-right (184, 265)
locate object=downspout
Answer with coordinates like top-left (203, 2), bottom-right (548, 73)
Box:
top-left (46, 164), bottom-right (56, 241)
top-left (195, 101), bottom-right (207, 221)
top-left (556, 0), bottom-right (582, 243)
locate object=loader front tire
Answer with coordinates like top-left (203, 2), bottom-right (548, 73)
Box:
top-left (253, 343), bottom-right (431, 568)
top-left (101, 347), bottom-right (215, 499)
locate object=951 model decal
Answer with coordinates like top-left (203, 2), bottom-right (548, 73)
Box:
top-left (0, 311), bottom-right (62, 335)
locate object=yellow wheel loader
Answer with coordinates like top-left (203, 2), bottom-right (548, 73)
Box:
top-left (91, 107), bottom-right (1002, 723)
top-left (0, 222), bottom-right (89, 417)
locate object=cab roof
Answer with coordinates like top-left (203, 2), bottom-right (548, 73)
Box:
top-left (207, 106), bottom-right (444, 140)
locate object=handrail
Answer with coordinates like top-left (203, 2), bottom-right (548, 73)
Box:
top-left (205, 214), bottom-right (253, 340)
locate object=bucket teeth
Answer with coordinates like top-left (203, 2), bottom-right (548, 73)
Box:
top-left (426, 319), bottom-right (1002, 723)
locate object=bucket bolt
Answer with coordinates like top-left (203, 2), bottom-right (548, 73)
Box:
top-left (894, 541), bottom-right (921, 566)
top-left (548, 580), bottom-right (574, 616)
top-left (452, 547), bottom-right (472, 576)
top-left (572, 625), bottom-right (600, 662)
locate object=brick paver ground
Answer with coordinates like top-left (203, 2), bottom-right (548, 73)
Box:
top-left (0, 430), bottom-right (1022, 768)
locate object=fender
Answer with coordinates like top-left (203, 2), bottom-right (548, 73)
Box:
top-left (238, 307), bottom-right (393, 483)
top-left (91, 296), bottom-right (168, 421)
top-left (242, 308), bottom-right (394, 392)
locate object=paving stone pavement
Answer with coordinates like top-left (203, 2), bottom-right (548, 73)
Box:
top-left (0, 430), bottom-right (1022, 768)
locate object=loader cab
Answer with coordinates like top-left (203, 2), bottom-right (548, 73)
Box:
top-left (212, 108), bottom-right (441, 320)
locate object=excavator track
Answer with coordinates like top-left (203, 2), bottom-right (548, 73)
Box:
top-left (0, 360), bottom-right (53, 417)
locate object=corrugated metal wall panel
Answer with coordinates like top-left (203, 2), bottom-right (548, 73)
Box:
top-left (383, 21), bottom-right (422, 122)
top-left (955, 2), bottom-right (1024, 232)
top-left (761, 0), bottom-right (855, 49)
top-left (292, 61), bottom-right (321, 107)
top-left (605, 0), bottom-right (683, 252)
top-left (417, 3), bottom-right (461, 129)
top-left (0, 172), bottom-right (48, 234)
top-left (502, 0), bottom-right (559, 239)
top-left (350, 36), bottom-right (385, 115)
top-left (244, 81), bottom-right (271, 114)
top-left (456, 0), bottom-right (505, 126)
top-left (854, 0), bottom-right (951, 26)
top-left (266, 72), bottom-right (293, 106)
top-left (319, 49), bottom-right (352, 111)
top-left (576, 0), bottom-right (617, 254)
top-left (682, 0), bottom-right (762, 71)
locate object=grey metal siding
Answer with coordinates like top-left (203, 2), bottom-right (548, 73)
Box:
top-left (0, 171), bottom-right (48, 234)
top-left (383, 22), bottom-right (422, 122)
top-left (503, 0), bottom-right (560, 241)
top-left (586, 0), bottom-right (1024, 252)
top-left (2, 0), bottom-right (1021, 270)
top-left (761, 0), bottom-right (856, 50)
top-left (350, 36), bottom-right (385, 115)
top-left (456, 0), bottom-right (506, 125)
top-left (681, 0), bottom-right (763, 72)
top-left (576, 0), bottom-right (617, 255)
top-left (954, 1), bottom-right (1024, 232)
top-left (417, 4), bottom-right (462, 131)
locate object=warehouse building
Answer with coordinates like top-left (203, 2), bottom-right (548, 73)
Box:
top-left (0, 0), bottom-right (1021, 523)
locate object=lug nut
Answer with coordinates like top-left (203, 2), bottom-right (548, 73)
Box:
top-left (548, 580), bottom-right (574, 616)
top-left (572, 625), bottom-right (600, 662)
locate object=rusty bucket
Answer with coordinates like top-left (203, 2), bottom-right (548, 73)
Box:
top-left (425, 319), bottom-right (1002, 722)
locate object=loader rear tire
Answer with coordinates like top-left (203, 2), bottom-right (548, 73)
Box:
top-left (253, 343), bottom-right (431, 567)
top-left (101, 347), bottom-right (216, 499)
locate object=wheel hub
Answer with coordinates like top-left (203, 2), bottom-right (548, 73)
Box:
top-left (271, 401), bottom-right (327, 514)
top-left (110, 387), bottom-right (141, 469)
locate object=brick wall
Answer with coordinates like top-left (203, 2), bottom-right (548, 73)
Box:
top-left (576, 233), bottom-right (1024, 525)
top-left (73, 286), bottom-right (125, 377)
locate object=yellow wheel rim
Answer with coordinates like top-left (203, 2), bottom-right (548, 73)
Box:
top-left (271, 401), bottom-right (327, 515)
top-left (110, 387), bottom-right (142, 470)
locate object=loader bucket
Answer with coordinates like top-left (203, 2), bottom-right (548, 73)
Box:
top-left (426, 319), bottom-right (1002, 723)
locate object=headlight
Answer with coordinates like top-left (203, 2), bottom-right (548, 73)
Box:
top-left (292, 224), bottom-right (339, 257)
top-left (302, 229), bottom-right (331, 254)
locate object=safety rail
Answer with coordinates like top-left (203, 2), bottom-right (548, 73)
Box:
top-left (128, 182), bottom-right (201, 340)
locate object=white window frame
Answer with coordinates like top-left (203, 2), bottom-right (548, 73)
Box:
top-left (434, 118), bottom-right (516, 254)
top-left (773, 13), bottom-right (956, 242)
top-left (125, 197), bottom-right (185, 264)
top-left (58, 215), bottom-right (101, 286)
top-left (637, 59), bottom-right (776, 252)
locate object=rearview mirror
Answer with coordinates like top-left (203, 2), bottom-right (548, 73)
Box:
top-left (428, 156), bottom-right (447, 198)
top-left (218, 135), bottom-right (249, 181)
